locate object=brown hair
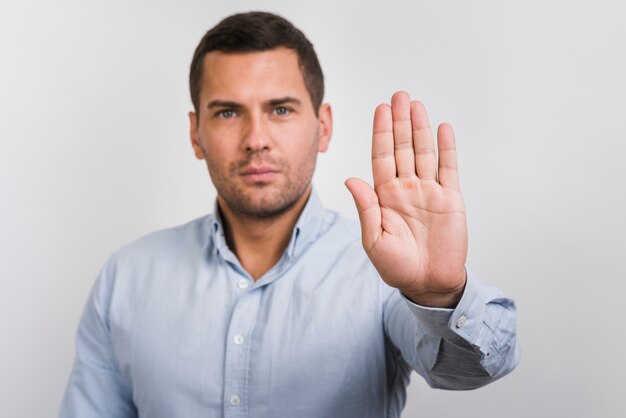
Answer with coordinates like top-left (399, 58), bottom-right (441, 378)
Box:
top-left (189, 11), bottom-right (325, 116)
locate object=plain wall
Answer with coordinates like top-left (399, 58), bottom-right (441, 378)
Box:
top-left (1, 0), bottom-right (625, 417)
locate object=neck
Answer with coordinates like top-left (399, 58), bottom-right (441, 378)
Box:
top-left (218, 186), bottom-right (311, 281)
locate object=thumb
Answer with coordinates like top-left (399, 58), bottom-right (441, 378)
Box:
top-left (345, 177), bottom-right (381, 250)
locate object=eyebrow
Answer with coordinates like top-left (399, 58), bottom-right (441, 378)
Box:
top-left (206, 97), bottom-right (302, 109)
top-left (207, 100), bottom-right (243, 109)
top-left (267, 97), bottom-right (302, 107)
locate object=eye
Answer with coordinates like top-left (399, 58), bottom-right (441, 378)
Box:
top-left (273, 106), bottom-right (291, 116)
top-left (216, 109), bottom-right (237, 119)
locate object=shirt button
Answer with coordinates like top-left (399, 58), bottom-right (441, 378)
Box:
top-left (455, 315), bottom-right (467, 329)
top-left (230, 395), bottom-right (241, 406)
top-left (234, 334), bottom-right (244, 345)
top-left (237, 279), bottom-right (249, 289)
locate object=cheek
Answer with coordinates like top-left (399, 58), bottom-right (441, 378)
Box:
top-left (202, 140), bottom-right (232, 173)
top-left (290, 136), bottom-right (320, 170)
top-left (200, 121), bottom-right (239, 152)
top-left (202, 129), bottom-right (235, 157)
top-left (283, 122), bottom-right (319, 151)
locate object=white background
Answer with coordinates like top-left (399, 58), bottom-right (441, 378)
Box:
top-left (1, 1), bottom-right (625, 417)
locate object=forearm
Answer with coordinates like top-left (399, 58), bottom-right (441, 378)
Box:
top-left (387, 269), bottom-right (520, 390)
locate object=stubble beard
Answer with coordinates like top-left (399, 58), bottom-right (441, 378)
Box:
top-left (205, 137), bottom-right (319, 221)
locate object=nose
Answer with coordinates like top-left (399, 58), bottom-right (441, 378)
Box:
top-left (242, 112), bottom-right (270, 153)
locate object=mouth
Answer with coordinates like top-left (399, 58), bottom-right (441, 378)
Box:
top-left (239, 166), bottom-right (279, 183)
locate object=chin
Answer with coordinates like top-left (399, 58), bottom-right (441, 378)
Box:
top-left (225, 185), bottom-right (309, 219)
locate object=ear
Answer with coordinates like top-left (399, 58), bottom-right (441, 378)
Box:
top-left (188, 111), bottom-right (205, 160)
top-left (317, 103), bottom-right (333, 153)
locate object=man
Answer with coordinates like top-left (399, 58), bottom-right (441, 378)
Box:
top-left (60, 11), bottom-right (519, 418)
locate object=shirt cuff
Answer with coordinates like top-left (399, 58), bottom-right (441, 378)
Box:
top-left (400, 269), bottom-right (486, 345)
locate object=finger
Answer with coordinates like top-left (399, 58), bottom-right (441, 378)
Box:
top-left (410, 101), bottom-right (437, 180)
top-left (372, 103), bottom-right (395, 187)
top-left (437, 123), bottom-right (461, 191)
top-left (391, 91), bottom-right (415, 179)
top-left (345, 177), bottom-right (382, 251)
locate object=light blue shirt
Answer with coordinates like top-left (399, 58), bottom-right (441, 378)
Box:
top-left (60, 191), bottom-right (519, 418)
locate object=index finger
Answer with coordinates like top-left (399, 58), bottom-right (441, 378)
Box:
top-left (372, 103), bottom-right (395, 187)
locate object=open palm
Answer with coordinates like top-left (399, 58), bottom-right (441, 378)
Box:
top-left (346, 92), bottom-right (468, 308)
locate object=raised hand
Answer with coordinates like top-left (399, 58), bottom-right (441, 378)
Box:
top-left (345, 92), bottom-right (468, 308)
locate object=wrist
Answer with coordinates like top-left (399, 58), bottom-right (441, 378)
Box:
top-left (401, 272), bottom-right (467, 309)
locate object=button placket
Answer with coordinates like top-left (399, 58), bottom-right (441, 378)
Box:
top-left (223, 283), bottom-right (261, 417)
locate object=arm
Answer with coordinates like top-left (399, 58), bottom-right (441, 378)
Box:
top-left (59, 258), bottom-right (137, 417)
top-left (383, 269), bottom-right (519, 389)
top-left (346, 91), bottom-right (519, 387)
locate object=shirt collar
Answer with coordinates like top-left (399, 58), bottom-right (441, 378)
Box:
top-left (209, 201), bottom-right (228, 260)
top-left (287, 186), bottom-right (325, 259)
top-left (208, 185), bottom-right (327, 261)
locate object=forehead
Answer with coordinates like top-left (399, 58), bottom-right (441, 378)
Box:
top-left (200, 48), bottom-right (309, 104)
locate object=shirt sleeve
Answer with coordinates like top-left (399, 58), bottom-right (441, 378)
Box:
top-left (382, 268), bottom-right (520, 390)
top-left (59, 257), bottom-right (137, 418)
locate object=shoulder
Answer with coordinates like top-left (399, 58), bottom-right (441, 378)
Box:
top-left (312, 209), bottom-right (374, 270)
top-left (108, 214), bottom-right (212, 268)
top-left (92, 214), bottom-right (213, 303)
top-left (318, 208), bottom-right (362, 246)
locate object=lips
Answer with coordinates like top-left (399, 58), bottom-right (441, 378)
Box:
top-left (239, 166), bottom-right (279, 183)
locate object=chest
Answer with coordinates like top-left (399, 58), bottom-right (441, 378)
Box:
top-left (110, 245), bottom-right (388, 416)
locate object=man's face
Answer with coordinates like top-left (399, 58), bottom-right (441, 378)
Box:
top-left (189, 48), bottom-right (332, 218)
